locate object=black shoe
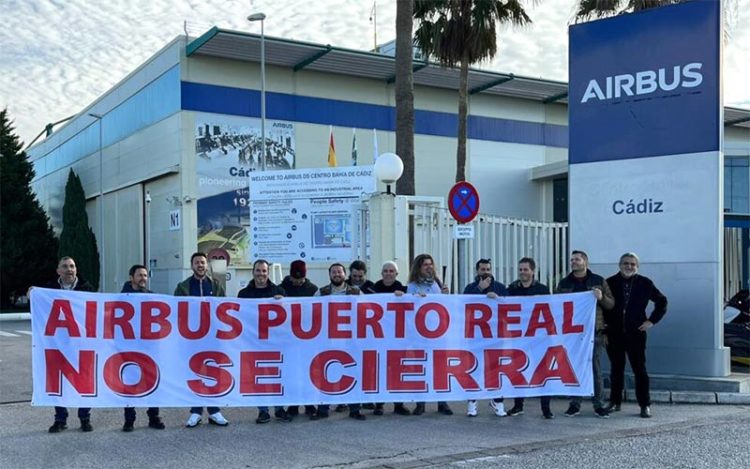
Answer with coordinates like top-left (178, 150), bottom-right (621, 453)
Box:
top-left (256, 411), bottom-right (271, 424)
top-left (286, 406), bottom-right (300, 417)
top-left (604, 402), bottom-right (621, 412)
top-left (437, 403), bottom-right (453, 416)
top-left (310, 411), bottom-right (329, 421)
top-left (564, 405), bottom-right (580, 417)
top-left (349, 411), bottom-right (366, 421)
top-left (148, 417), bottom-right (165, 430)
top-left (507, 406), bottom-right (524, 416)
top-left (373, 404), bottom-right (384, 416)
top-left (275, 409), bottom-right (292, 422)
top-left (80, 419), bottom-right (93, 432)
top-left (640, 406), bottom-right (652, 418)
top-left (362, 403), bottom-right (375, 410)
top-left (334, 404), bottom-right (348, 413)
top-left (393, 404), bottom-right (411, 416)
top-left (594, 407), bottom-right (611, 418)
top-left (122, 421), bottom-right (134, 432)
top-left (412, 404), bottom-right (425, 416)
top-left (304, 405), bottom-right (317, 416)
top-left (48, 421), bottom-right (67, 433)
top-left (542, 410), bottom-right (555, 419)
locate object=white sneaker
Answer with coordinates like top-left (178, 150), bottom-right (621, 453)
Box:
top-left (467, 400), bottom-right (478, 417)
top-left (186, 413), bottom-right (201, 427)
top-left (489, 400), bottom-right (507, 417)
top-left (208, 411), bottom-right (229, 426)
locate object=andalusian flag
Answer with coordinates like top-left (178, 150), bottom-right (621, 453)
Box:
top-left (351, 128), bottom-right (358, 166)
top-left (328, 126), bottom-right (337, 167)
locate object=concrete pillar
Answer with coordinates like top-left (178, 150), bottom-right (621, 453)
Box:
top-left (368, 194), bottom-right (410, 281)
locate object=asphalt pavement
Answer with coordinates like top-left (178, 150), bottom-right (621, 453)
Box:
top-left (2, 319), bottom-right (749, 469)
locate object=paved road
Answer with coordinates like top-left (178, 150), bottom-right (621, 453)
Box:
top-left (2, 319), bottom-right (749, 469)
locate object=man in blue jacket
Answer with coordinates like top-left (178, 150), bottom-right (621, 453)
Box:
top-left (463, 258), bottom-right (508, 418)
top-left (120, 264), bottom-right (165, 432)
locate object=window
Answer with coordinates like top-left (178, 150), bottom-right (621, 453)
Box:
top-left (725, 157), bottom-right (749, 214)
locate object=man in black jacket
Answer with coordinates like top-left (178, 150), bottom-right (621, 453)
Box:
top-left (506, 257), bottom-right (554, 419)
top-left (238, 259), bottom-right (290, 424)
top-left (42, 257), bottom-right (95, 433)
top-left (605, 253), bottom-right (668, 418)
top-left (347, 260), bottom-right (377, 294)
top-left (120, 264), bottom-right (166, 432)
top-left (280, 260), bottom-right (318, 418)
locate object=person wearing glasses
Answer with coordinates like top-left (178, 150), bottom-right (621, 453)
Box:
top-left (604, 253), bottom-right (668, 418)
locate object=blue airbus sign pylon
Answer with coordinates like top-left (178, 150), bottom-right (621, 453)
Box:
top-left (568, 1), bottom-right (728, 376)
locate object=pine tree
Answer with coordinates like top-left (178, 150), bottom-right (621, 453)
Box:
top-left (0, 108), bottom-right (60, 308)
top-left (58, 169), bottom-right (101, 291)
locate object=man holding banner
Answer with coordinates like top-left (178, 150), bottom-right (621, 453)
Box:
top-left (556, 250), bottom-right (614, 418)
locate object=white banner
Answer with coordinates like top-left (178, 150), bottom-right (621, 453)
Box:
top-left (31, 288), bottom-right (595, 408)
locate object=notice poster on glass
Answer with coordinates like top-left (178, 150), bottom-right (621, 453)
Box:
top-left (195, 112), bottom-right (295, 267)
top-left (248, 166), bottom-right (375, 263)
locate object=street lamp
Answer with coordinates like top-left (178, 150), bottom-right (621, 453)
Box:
top-left (247, 12), bottom-right (267, 171)
top-left (88, 113), bottom-right (105, 292)
top-left (374, 152), bottom-right (404, 195)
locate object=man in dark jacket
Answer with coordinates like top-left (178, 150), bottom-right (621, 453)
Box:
top-left (280, 260), bottom-right (318, 418)
top-left (347, 260), bottom-right (377, 294)
top-left (463, 258), bottom-right (507, 418)
top-left (238, 259), bottom-right (290, 424)
top-left (555, 250), bottom-right (615, 418)
top-left (605, 252), bottom-right (668, 418)
top-left (506, 257), bottom-right (554, 419)
top-left (120, 264), bottom-right (166, 432)
top-left (42, 256), bottom-right (95, 433)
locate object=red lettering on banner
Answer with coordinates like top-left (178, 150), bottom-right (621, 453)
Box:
top-left (187, 351), bottom-right (234, 396)
top-left (328, 302), bottom-right (352, 339)
top-left (258, 304), bottom-right (287, 339)
top-left (484, 349), bottom-right (529, 389)
top-left (45, 300), bottom-right (81, 337)
top-left (386, 302), bottom-right (414, 338)
top-left (562, 301), bottom-right (584, 334)
top-left (529, 345), bottom-right (578, 386)
top-left (386, 350), bottom-right (427, 392)
top-left (85, 301), bottom-right (97, 338)
top-left (104, 301), bottom-right (135, 339)
top-left (416, 303), bottom-right (450, 338)
top-left (103, 352), bottom-right (159, 396)
top-left (309, 350), bottom-right (356, 394)
top-left (177, 301), bottom-right (211, 339)
top-left (361, 350), bottom-right (379, 392)
top-left (525, 303), bottom-right (557, 337)
top-left (465, 303), bottom-right (492, 338)
top-left (239, 351), bottom-right (283, 395)
top-left (433, 349), bottom-right (480, 391)
top-left (140, 301), bottom-right (171, 339)
top-left (357, 303), bottom-right (384, 338)
top-left (292, 303), bottom-right (321, 339)
top-left (498, 304), bottom-right (522, 338)
top-left (45, 349), bottom-right (96, 396)
top-left (216, 302), bottom-right (242, 339)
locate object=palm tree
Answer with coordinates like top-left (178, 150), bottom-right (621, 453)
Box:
top-left (574, 0), bottom-right (682, 20)
top-left (395, 0), bottom-right (416, 195)
top-left (414, 0), bottom-right (531, 183)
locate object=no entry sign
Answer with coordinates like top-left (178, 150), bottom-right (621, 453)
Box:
top-left (448, 181), bottom-right (480, 224)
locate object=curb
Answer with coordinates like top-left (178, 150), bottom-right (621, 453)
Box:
top-left (621, 390), bottom-right (750, 405)
top-left (0, 313), bottom-right (30, 321)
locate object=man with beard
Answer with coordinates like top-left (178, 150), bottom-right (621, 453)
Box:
top-left (280, 259), bottom-right (318, 418)
top-left (555, 250), bottom-right (615, 419)
top-left (42, 257), bottom-right (95, 433)
top-left (506, 257), bottom-right (554, 419)
top-left (406, 254), bottom-right (453, 416)
top-left (312, 263), bottom-right (365, 420)
top-left (347, 260), bottom-right (377, 294)
top-left (605, 253), bottom-right (667, 418)
top-left (176, 252), bottom-right (230, 428)
top-left (238, 259), bottom-right (291, 424)
top-left (121, 264), bottom-right (166, 432)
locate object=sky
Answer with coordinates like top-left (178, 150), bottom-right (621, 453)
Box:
top-left (1, 0), bottom-right (748, 147)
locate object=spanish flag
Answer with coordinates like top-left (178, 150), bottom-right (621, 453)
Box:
top-left (327, 126), bottom-right (337, 167)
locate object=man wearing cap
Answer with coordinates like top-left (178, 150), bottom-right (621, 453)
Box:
top-left (280, 259), bottom-right (318, 418)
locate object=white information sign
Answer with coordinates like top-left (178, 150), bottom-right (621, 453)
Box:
top-left (453, 224), bottom-right (475, 239)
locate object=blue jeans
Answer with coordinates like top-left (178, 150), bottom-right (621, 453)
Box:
top-left (570, 332), bottom-right (605, 410)
top-left (317, 403), bottom-right (360, 414)
top-left (54, 406), bottom-right (90, 422)
top-left (189, 406), bottom-right (220, 415)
